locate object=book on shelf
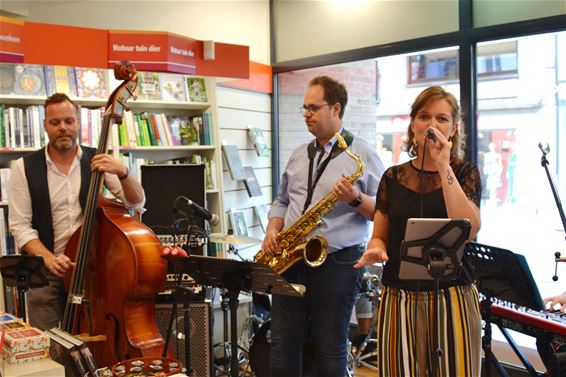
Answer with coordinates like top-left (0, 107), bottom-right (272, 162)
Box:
top-left (242, 166), bottom-right (263, 197)
top-left (254, 204), bottom-right (270, 233)
top-left (0, 63), bottom-right (16, 95)
top-left (167, 115), bottom-right (188, 145)
top-left (159, 72), bottom-right (187, 101)
top-left (186, 77), bottom-right (208, 102)
top-left (221, 144), bottom-right (246, 180)
top-left (182, 115), bottom-right (200, 146)
top-left (44, 65), bottom-right (78, 97)
top-left (14, 64), bottom-right (46, 96)
top-left (229, 208), bottom-right (249, 236)
top-left (247, 126), bottom-right (270, 157)
top-left (75, 67), bottom-right (108, 98)
top-left (137, 71), bottom-right (161, 100)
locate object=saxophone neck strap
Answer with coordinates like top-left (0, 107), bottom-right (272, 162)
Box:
top-left (303, 129), bottom-right (354, 213)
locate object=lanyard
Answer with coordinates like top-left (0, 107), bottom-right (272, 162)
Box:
top-left (302, 129), bottom-right (353, 213)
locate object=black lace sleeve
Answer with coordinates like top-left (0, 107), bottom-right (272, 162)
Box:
top-left (375, 167), bottom-right (393, 214)
top-left (455, 162), bottom-right (482, 208)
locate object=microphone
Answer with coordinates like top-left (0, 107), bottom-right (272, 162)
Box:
top-left (180, 196), bottom-right (220, 226)
top-left (426, 128), bottom-right (436, 141)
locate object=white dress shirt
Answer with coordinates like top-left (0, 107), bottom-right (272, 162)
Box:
top-left (8, 146), bottom-right (145, 255)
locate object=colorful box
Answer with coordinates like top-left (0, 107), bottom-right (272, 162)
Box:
top-left (3, 327), bottom-right (49, 353)
top-left (0, 320), bottom-right (29, 331)
top-left (0, 313), bottom-right (20, 323)
top-left (3, 347), bottom-right (49, 365)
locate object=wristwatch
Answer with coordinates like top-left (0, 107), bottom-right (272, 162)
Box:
top-left (348, 192), bottom-right (363, 207)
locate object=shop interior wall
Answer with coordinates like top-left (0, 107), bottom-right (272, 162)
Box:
top-left (273, 0), bottom-right (565, 64)
top-left (216, 85), bottom-right (272, 261)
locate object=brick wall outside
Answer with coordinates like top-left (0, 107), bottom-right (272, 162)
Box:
top-left (277, 60), bottom-right (378, 173)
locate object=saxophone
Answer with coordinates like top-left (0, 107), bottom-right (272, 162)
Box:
top-left (255, 132), bottom-right (364, 274)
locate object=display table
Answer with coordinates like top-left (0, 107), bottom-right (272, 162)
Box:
top-left (2, 358), bottom-right (65, 377)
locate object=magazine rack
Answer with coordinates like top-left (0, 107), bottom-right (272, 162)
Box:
top-left (0, 255), bottom-right (48, 322)
top-left (163, 254), bottom-right (302, 377)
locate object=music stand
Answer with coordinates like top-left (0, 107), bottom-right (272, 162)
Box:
top-left (465, 242), bottom-right (545, 377)
top-left (163, 254), bottom-right (302, 377)
top-left (0, 255), bottom-right (48, 322)
top-left (399, 218), bottom-right (471, 377)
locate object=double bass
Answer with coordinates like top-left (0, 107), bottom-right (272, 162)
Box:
top-left (62, 62), bottom-right (167, 367)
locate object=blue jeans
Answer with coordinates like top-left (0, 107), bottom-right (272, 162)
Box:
top-left (270, 244), bottom-right (364, 377)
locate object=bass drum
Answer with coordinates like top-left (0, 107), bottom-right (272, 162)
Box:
top-left (249, 319), bottom-right (315, 377)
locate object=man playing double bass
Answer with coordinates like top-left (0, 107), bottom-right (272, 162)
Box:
top-left (8, 92), bottom-right (145, 331)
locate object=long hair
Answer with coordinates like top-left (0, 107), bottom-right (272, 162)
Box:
top-left (402, 86), bottom-right (466, 162)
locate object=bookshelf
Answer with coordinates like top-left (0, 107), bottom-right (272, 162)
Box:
top-left (0, 65), bottom-right (226, 269)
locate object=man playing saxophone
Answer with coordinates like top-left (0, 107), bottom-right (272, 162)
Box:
top-left (260, 76), bottom-right (384, 377)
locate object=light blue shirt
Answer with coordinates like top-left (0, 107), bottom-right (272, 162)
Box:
top-left (270, 132), bottom-right (385, 253)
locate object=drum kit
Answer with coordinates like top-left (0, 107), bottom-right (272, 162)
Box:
top-left (164, 231), bottom-right (382, 376)
top-left (241, 271), bottom-right (382, 377)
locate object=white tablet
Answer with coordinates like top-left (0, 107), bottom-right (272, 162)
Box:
top-left (399, 218), bottom-right (471, 280)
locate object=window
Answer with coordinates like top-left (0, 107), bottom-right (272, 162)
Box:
top-left (408, 41), bottom-right (518, 84)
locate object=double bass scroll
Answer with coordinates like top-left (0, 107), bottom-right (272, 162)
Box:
top-left (62, 61), bottom-right (168, 367)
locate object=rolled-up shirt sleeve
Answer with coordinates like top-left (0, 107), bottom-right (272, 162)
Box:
top-left (8, 158), bottom-right (39, 249)
top-left (103, 172), bottom-right (146, 213)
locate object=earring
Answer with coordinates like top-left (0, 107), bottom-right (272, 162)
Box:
top-left (448, 135), bottom-right (453, 142)
top-left (408, 136), bottom-right (418, 158)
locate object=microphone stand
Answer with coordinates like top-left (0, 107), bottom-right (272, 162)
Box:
top-left (539, 143), bottom-right (566, 280)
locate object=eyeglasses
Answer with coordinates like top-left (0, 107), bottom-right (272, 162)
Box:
top-left (299, 103), bottom-right (331, 115)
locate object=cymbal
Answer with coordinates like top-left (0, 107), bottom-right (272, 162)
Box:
top-left (209, 233), bottom-right (262, 245)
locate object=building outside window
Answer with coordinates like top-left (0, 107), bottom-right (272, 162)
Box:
top-left (277, 31), bottom-right (566, 308)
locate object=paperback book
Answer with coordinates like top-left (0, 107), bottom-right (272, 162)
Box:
top-left (248, 126), bottom-right (270, 157)
top-left (75, 67), bottom-right (108, 98)
top-left (14, 64), bottom-right (46, 96)
top-left (137, 71), bottom-right (161, 100)
top-left (221, 144), bottom-right (246, 180)
top-left (159, 72), bottom-right (187, 101)
top-left (0, 63), bottom-right (16, 95)
top-left (186, 77), bottom-right (208, 102)
top-left (254, 204), bottom-right (270, 233)
top-left (243, 166), bottom-right (263, 197)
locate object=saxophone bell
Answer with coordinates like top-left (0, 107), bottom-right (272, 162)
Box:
top-left (299, 235), bottom-right (328, 268)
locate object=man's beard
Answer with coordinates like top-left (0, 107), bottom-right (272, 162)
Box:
top-left (52, 136), bottom-right (76, 151)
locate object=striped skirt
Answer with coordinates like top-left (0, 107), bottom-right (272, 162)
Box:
top-left (376, 284), bottom-right (482, 377)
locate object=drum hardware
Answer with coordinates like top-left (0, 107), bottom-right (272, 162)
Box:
top-left (348, 271), bottom-right (382, 374)
top-left (213, 290), bottom-right (250, 376)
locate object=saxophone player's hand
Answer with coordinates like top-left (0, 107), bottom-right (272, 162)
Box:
top-left (261, 217), bottom-right (284, 255)
top-left (332, 176), bottom-right (358, 203)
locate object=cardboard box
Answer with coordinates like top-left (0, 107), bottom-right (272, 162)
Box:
top-left (0, 313), bottom-right (20, 323)
top-left (0, 320), bottom-right (29, 331)
top-left (3, 347), bottom-right (49, 365)
top-left (3, 327), bottom-right (49, 353)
